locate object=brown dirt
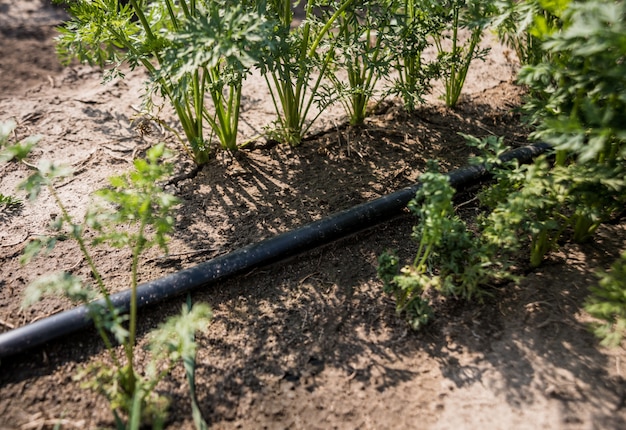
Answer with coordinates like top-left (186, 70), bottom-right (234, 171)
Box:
top-left (1, 1), bottom-right (626, 429)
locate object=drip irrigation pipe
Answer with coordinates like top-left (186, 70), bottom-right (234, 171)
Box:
top-left (0, 142), bottom-right (551, 359)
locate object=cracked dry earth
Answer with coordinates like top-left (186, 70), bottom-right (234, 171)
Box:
top-left (2, 1), bottom-right (626, 429)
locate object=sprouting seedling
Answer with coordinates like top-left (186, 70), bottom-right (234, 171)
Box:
top-left (0, 119), bottom-right (42, 210)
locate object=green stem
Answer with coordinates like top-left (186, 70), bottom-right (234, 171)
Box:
top-left (104, 24), bottom-right (198, 145)
top-left (268, 0), bottom-right (355, 144)
top-left (110, 3), bottom-right (206, 163)
top-left (125, 218), bottom-right (148, 394)
top-left (47, 185), bottom-right (121, 366)
top-left (128, 0), bottom-right (157, 49)
top-left (193, 69), bottom-right (204, 150)
top-left (178, 0), bottom-right (191, 19)
top-left (205, 63), bottom-right (243, 151)
top-left (307, 0), bottom-right (355, 58)
top-left (164, 0), bottom-right (180, 31)
top-left (451, 29), bottom-right (480, 106)
top-left (447, 7), bottom-right (459, 106)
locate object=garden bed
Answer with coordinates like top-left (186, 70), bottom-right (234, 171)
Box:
top-left (1, 1), bottom-right (626, 428)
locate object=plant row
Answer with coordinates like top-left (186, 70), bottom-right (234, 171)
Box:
top-left (54, 0), bottom-right (502, 163)
top-left (379, 0), bottom-right (626, 347)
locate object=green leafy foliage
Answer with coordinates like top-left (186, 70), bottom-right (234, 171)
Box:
top-left (261, 0), bottom-right (357, 145)
top-left (0, 119), bottom-right (42, 208)
top-left (77, 360), bottom-right (171, 429)
top-left (425, 0), bottom-right (497, 106)
top-left (53, 0), bottom-right (501, 149)
top-left (18, 135), bottom-right (212, 427)
top-left (23, 272), bottom-right (96, 307)
top-left (474, 0), bottom-right (626, 346)
top-left (323, 0), bottom-right (392, 125)
top-left (88, 143), bottom-right (179, 253)
top-left (0, 133), bottom-right (41, 163)
top-left (476, 155), bottom-right (624, 270)
top-left (378, 251), bottom-right (435, 329)
top-left (464, 134), bottom-right (526, 208)
top-left (77, 300), bottom-right (212, 429)
top-left (156, 1), bottom-right (274, 152)
top-left (520, 0), bottom-right (626, 164)
top-left (378, 160), bottom-right (512, 329)
top-left (586, 252), bottom-right (626, 347)
top-left (493, 0), bottom-right (566, 65)
top-left (481, 157), bottom-right (566, 267)
top-left (384, 0), bottom-right (442, 111)
top-left (55, 0), bottom-right (273, 162)
top-left (148, 299), bottom-right (213, 429)
top-left (148, 301), bottom-right (213, 369)
top-left (479, 0), bottom-right (626, 270)
top-left (18, 159), bottom-right (73, 201)
top-left (0, 193), bottom-right (21, 208)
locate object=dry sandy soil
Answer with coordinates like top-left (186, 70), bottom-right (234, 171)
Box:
top-left (1, 1), bottom-right (626, 429)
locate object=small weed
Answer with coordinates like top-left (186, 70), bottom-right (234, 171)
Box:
top-left (0, 194), bottom-right (22, 208)
top-left (1, 119), bottom-right (42, 212)
top-left (378, 159), bottom-right (514, 329)
top-left (16, 135), bottom-right (212, 428)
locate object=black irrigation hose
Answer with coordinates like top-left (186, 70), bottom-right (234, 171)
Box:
top-left (0, 142), bottom-right (551, 359)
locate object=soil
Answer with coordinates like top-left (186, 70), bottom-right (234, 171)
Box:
top-left (1, 1), bottom-right (626, 429)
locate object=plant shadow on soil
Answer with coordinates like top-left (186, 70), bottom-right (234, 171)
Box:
top-left (169, 97), bottom-right (532, 257)
top-left (3, 219), bottom-right (625, 428)
top-left (3, 90), bottom-right (626, 428)
top-left (2, 2), bottom-right (626, 427)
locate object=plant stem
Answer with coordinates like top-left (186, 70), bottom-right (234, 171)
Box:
top-left (447, 6), bottom-right (459, 107)
top-left (47, 185), bottom-right (121, 367)
top-left (125, 217), bottom-right (148, 395)
top-left (268, 0), bottom-right (355, 144)
top-left (128, 0), bottom-right (157, 52)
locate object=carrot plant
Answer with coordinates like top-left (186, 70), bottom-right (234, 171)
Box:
top-left (261, 0), bottom-right (356, 145)
top-left (586, 251), bottom-right (626, 347)
top-left (323, 0), bottom-right (391, 125)
top-left (515, 0), bottom-right (626, 343)
top-left (55, 0), bottom-right (272, 162)
top-left (479, 0), bottom-right (626, 268)
top-left (9, 135), bottom-right (212, 428)
top-left (424, 0), bottom-right (497, 107)
top-left (378, 160), bottom-right (513, 329)
top-left (384, 0), bottom-right (442, 111)
top-left (155, 1), bottom-right (274, 153)
top-left (493, 0), bottom-right (566, 66)
top-left (449, 0), bottom-right (626, 344)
